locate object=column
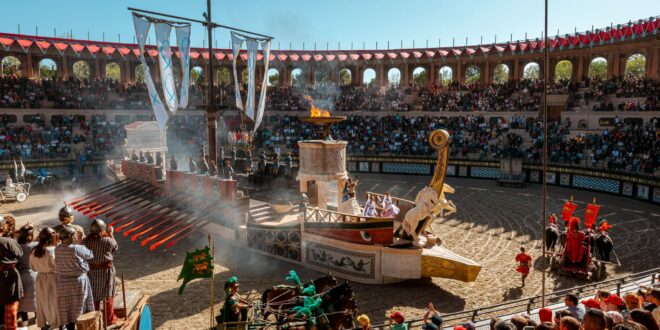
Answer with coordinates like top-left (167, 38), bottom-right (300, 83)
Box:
top-left (483, 61), bottom-right (491, 84)
top-left (456, 61), bottom-right (463, 83)
top-left (94, 58), bottom-right (101, 79)
top-left (649, 47), bottom-right (659, 79)
top-left (24, 53), bottom-right (33, 78)
top-left (403, 63), bottom-right (410, 87)
top-left (429, 63), bottom-right (435, 86)
top-left (576, 55), bottom-right (585, 81)
top-left (62, 53), bottom-right (69, 78)
top-left (513, 59), bottom-right (520, 81)
top-left (378, 63), bottom-right (385, 88)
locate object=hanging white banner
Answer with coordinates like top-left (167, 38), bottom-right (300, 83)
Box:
top-left (245, 38), bottom-right (258, 122)
top-left (175, 25), bottom-right (191, 109)
top-left (132, 14), bottom-right (169, 133)
top-left (155, 23), bottom-right (178, 113)
top-left (253, 39), bottom-right (271, 132)
top-left (231, 32), bottom-right (244, 111)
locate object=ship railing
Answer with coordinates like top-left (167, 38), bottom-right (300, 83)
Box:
top-left (304, 207), bottom-right (393, 224)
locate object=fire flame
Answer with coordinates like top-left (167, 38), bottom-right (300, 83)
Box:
top-left (304, 95), bottom-right (331, 118)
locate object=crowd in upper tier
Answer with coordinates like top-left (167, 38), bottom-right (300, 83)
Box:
top-left (1, 74), bottom-right (658, 112)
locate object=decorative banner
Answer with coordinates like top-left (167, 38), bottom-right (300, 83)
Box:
top-left (155, 23), bottom-right (178, 113)
top-left (175, 25), bottom-right (191, 109)
top-left (561, 200), bottom-right (577, 222)
top-left (231, 32), bottom-right (272, 132)
top-left (584, 203), bottom-right (600, 229)
top-left (132, 14), bottom-right (169, 133)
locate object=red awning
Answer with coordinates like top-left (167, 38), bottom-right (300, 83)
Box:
top-left (301, 54), bottom-right (312, 61)
top-left (17, 39), bottom-right (33, 49)
top-left (35, 41), bottom-right (50, 52)
top-left (517, 43), bottom-right (528, 52)
top-left (325, 54), bottom-right (336, 61)
top-left (412, 51), bottom-right (423, 59)
top-left (0, 37), bottom-right (14, 48)
top-left (71, 43), bottom-right (85, 53)
top-left (257, 53), bottom-right (263, 61)
top-left (289, 54), bottom-right (299, 61)
top-left (118, 47), bottom-right (131, 57)
top-left (387, 52), bottom-right (398, 60)
top-left (425, 50), bottom-right (435, 58)
top-left (337, 54), bottom-right (347, 61)
top-left (374, 53), bottom-right (385, 60)
top-left (201, 52), bottom-right (209, 60)
top-left (277, 54), bottom-right (288, 61)
top-left (268, 53), bottom-right (275, 61)
top-left (451, 49), bottom-right (462, 56)
top-left (438, 49), bottom-right (449, 57)
top-left (361, 53), bottom-right (372, 60)
top-left (507, 44), bottom-right (516, 52)
top-left (349, 53), bottom-right (360, 61)
top-left (314, 54), bottom-right (324, 61)
top-left (102, 46), bottom-right (115, 56)
top-left (190, 51), bottom-right (200, 60)
top-left (86, 45), bottom-right (100, 55)
top-left (216, 52), bottom-right (226, 61)
top-left (400, 52), bottom-right (410, 59)
top-left (479, 46), bottom-right (490, 54)
top-left (240, 53), bottom-right (248, 61)
top-left (227, 53), bottom-right (233, 61)
top-left (464, 48), bottom-right (476, 56)
top-left (494, 45), bottom-right (505, 53)
top-left (132, 49), bottom-right (141, 57)
top-left (147, 49), bottom-right (158, 58)
top-left (54, 42), bottom-right (69, 52)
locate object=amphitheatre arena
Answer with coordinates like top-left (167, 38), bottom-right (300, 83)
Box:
top-left (0, 3), bottom-right (659, 330)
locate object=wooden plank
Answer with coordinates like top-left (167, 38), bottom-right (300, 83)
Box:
top-left (114, 290), bottom-right (142, 319)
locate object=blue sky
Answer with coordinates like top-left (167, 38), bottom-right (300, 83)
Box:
top-left (1, 0), bottom-right (658, 50)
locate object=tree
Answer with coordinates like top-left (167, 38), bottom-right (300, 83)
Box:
top-left (1, 56), bottom-right (21, 76)
top-left (135, 65), bottom-right (145, 84)
top-left (191, 67), bottom-right (205, 85)
top-left (493, 64), bottom-right (509, 84)
top-left (291, 70), bottom-right (305, 88)
top-left (413, 69), bottom-right (427, 87)
top-left (73, 61), bottom-right (90, 80)
top-left (315, 70), bottom-right (329, 86)
top-left (339, 69), bottom-right (352, 85)
top-left (625, 54), bottom-right (646, 78)
top-left (524, 63), bottom-right (540, 80)
top-left (465, 66), bottom-right (481, 84)
top-left (268, 71), bottom-right (280, 86)
top-left (589, 58), bottom-right (607, 78)
top-left (554, 61), bottom-right (572, 82)
top-left (217, 68), bottom-right (230, 85)
top-left (105, 63), bottom-right (121, 81)
top-left (439, 67), bottom-right (452, 86)
top-left (388, 70), bottom-right (400, 87)
top-left (39, 60), bottom-right (57, 80)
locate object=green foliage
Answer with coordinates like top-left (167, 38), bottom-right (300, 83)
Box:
top-left (1, 56), bottom-right (21, 76)
top-left (465, 66), bottom-right (481, 84)
top-left (339, 69), bottom-right (352, 85)
top-left (589, 58), bottom-right (607, 78)
top-left (39, 59), bottom-right (57, 80)
top-left (524, 63), bottom-right (540, 80)
top-left (413, 68), bottom-right (427, 87)
top-left (315, 70), bottom-right (329, 85)
top-left (388, 69), bottom-right (400, 87)
top-left (73, 61), bottom-right (89, 80)
top-left (268, 70), bottom-right (280, 86)
top-left (493, 64), bottom-right (509, 84)
top-left (135, 64), bottom-right (145, 84)
top-left (554, 60), bottom-right (572, 82)
top-left (241, 69), bottom-right (249, 87)
top-left (439, 67), bottom-right (453, 86)
top-left (216, 68), bottom-right (230, 85)
top-left (624, 54), bottom-right (646, 78)
top-left (105, 63), bottom-right (120, 81)
top-left (191, 67), bottom-right (205, 85)
top-left (291, 69), bottom-right (305, 88)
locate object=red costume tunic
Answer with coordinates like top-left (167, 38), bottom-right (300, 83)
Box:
top-left (565, 230), bottom-right (586, 263)
top-left (515, 253), bottom-right (532, 275)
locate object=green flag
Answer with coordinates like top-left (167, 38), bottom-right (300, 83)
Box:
top-left (177, 246), bottom-right (214, 295)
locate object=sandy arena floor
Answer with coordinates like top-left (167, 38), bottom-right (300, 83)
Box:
top-left (2, 173), bottom-right (659, 329)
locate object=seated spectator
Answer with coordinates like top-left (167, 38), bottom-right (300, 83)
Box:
top-left (565, 293), bottom-right (586, 322)
top-left (628, 309), bottom-right (658, 330)
top-left (559, 316), bottom-right (581, 330)
top-left (583, 308), bottom-right (607, 330)
top-left (422, 303), bottom-right (443, 330)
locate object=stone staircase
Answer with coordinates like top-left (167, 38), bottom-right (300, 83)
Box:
top-left (248, 201), bottom-right (277, 223)
top-left (508, 128), bottom-right (534, 149)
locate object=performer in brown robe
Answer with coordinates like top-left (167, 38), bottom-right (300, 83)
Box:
top-left (0, 215), bottom-right (23, 330)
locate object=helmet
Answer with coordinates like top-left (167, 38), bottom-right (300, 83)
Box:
top-left (38, 227), bottom-right (55, 241)
top-left (90, 218), bottom-right (107, 234)
top-left (59, 206), bottom-right (74, 220)
top-left (58, 226), bottom-right (76, 242)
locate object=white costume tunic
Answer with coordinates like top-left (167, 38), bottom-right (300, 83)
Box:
top-left (363, 200), bottom-right (378, 217)
top-left (30, 246), bottom-right (60, 328)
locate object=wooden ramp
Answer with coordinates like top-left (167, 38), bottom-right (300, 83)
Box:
top-left (421, 245), bottom-right (482, 282)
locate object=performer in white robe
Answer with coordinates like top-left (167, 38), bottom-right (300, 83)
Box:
top-left (30, 228), bottom-right (60, 329)
top-left (380, 199), bottom-right (400, 218)
top-left (363, 195), bottom-right (379, 217)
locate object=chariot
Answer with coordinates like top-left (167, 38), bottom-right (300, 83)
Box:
top-left (0, 182), bottom-right (31, 203)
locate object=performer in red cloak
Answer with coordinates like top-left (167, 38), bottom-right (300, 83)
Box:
top-left (564, 217), bottom-right (586, 265)
top-left (515, 246), bottom-right (532, 286)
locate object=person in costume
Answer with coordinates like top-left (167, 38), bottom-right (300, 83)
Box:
top-left (380, 198), bottom-right (400, 218)
top-left (270, 152), bottom-right (280, 176)
top-left (363, 195), bottom-right (379, 217)
top-left (208, 160), bottom-right (218, 177)
top-left (223, 159), bottom-right (235, 179)
top-left (564, 217), bottom-right (587, 266)
top-left (217, 276), bottom-right (249, 325)
top-left (83, 219), bottom-right (119, 326)
top-left (0, 214), bottom-right (23, 330)
top-left (284, 152), bottom-right (293, 177)
top-left (357, 314), bottom-right (372, 330)
top-left (515, 246), bottom-right (532, 286)
top-left (258, 151), bottom-right (267, 174)
top-left (130, 150), bottom-right (139, 161)
top-left (52, 206), bottom-right (85, 244)
top-left (170, 155), bottom-right (178, 171)
top-left (155, 152), bottom-right (164, 167)
top-left (16, 225), bottom-right (37, 326)
top-left (145, 151), bottom-right (154, 164)
top-left (55, 226), bottom-right (95, 330)
top-left (389, 311), bottom-right (408, 330)
top-left (346, 176), bottom-right (359, 196)
top-left (199, 156), bottom-right (210, 176)
top-left (138, 151), bottom-right (145, 163)
top-left (29, 227), bottom-right (60, 330)
top-left (188, 157), bottom-right (197, 173)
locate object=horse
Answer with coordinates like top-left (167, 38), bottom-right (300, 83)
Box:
top-left (593, 234), bottom-right (613, 262)
top-left (545, 224), bottom-right (560, 251)
top-left (261, 273), bottom-right (337, 321)
top-left (318, 281), bottom-right (357, 330)
top-left (401, 186), bottom-right (441, 244)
